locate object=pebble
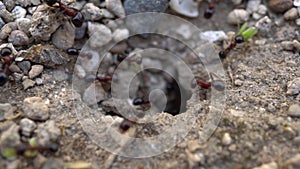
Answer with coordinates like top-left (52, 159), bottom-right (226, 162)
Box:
top-left (66, 162), bottom-right (92, 169)
top-left (287, 104), bottom-right (300, 117)
top-left (284, 154), bottom-right (300, 169)
top-left (9, 64), bottom-right (21, 73)
top-left (294, 0), bottom-right (300, 6)
top-left (16, 0), bottom-right (32, 7)
top-left (0, 24), bottom-right (13, 40)
top-left (227, 9), bottom-right (250, 25)
top-left (0, 18), bottom-right (5, 29)
top-left (110, 41), bottom-right (128, 54)
top-left (35, 77), bottom-right (43, 85)
top-left (11, 6), bottom-right (26, 19)
top-left (20, 118), bottom-right (37, 137)
top-left (52, 68), bottom-right (68, 82)
top-left (170, 0), bottom-right (199, 18)
top-left (252, 162), bottom-right (278, 169)
top-left (124, 0), bottom-right (169, 14)
top-left (232, 0), bottom-right (242, 5)
top-left (22, 97), bottom-right (50, 121)
top-left (75, 22), bottom-right (87, 40)
top-left (36, 120), bottom-right (60, 146)
top-left (29, 65), bottom-right (44, 79)
top-left (42, 158), bottom-right (64, 169)
top-left (83, 82), bottom-right (107, 106)
top-left (0, 9), bottom-right (14, 23)
top-left (52, 22), bottom-right (75, 50)
top-left (3, 0), bottom-right (16, 11)
top-left (255, 16), bottom-right (272, 36)
top-left (0, 123), bottom-right (21, 150)
top-left (8, 30), bottom-right (29, 46)
top-left (81, 3), bottom-right (103, 21)
top-left (87, 22), bottom-right (112, 48)
top-left (112, 28), bottom-right (129, 42)
top-left (268, 0), bottom-right (293, 13)
top-left (74, 65), bottom-right (86, 78)
top-left (106, 0), bottom-right (126, 18)
top-left (17, 61), bottom-right (31, 74)
top-left (284, 8), bottom-right (298, 20)
top-left (287, 78), bottom-right (300, 95)
top-left (16, 18), bottom-right (31, 35)
top-left (222, 133), bottom-right (232, 145)
top-left (246, 0), bottom-right (261, 13)
top-left (296, 18), bottom-right (300, 25)
top-left (31, 0), bottom-right (41, 6)
top-left (22, 78), bottom-right (35, 90)
top-left (0, 103), bottom-right (14, 121)
top-left (33, 154), bottom-right (47, 169)
top-left (199, 31), bottom-right (227, 42)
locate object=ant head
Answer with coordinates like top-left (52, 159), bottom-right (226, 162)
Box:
top-left (1, 47), bottom-right (12, 57)
top-left (0, 73), bottom-right (8, 86)
top-left (234, 36), bottom-right (244, 43)
top-left (44, 0), bottom-right (58, 6)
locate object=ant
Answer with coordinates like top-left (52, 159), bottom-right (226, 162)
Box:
top-left (219, 23), bottom-right (257, 58)
top-left (194, 73), bottom-right (225, 91)
top-left (204, 0), bottom-right (216, 19)
top-left (219, 36), bottom-right (244, 58)
top-left (0, 47), bottom-right (14, 86)
top-left (97, 74), bottom-right (112, 82)
top-left (44, 0), bottom-right (84, 27)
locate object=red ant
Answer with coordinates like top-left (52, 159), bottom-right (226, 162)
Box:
top-left (97, 74), bottom-right (112, 82)
top-left (0, 47), bottom-right (14, 86)
top-left (44, 0), bottom-right (84, 27)
top-left (219, 36), bottom-right (244, 58)
top-left (194, 73), bottom-right (225, 91)
top-left (204, 0), bottom-right (216, 19)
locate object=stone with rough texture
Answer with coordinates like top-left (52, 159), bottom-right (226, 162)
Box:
top-left (227, 9), bottom-right (250, 25)
top-left (29, 65), bottom-right (44, 79)
top-left (23, 97), bottom-right (50, 121)
top-left (284, 8), bottom-right (298, 20)
top-left (287, 78), bottom-right (300, 95)
top-left (106, 0), bottom-right (125, 18)
top-left (0, 103), bottom-right (14, 121)
top-left (52, 22), bottom-right (75, 50)
top-left (8, 30), bottom-right (29, 46)
top-left (268, 0), bottom-right (293, 13)
top-left (20, 118), bottom-right (37, 137)
top-left (287, 104), bottom-right (300, 117)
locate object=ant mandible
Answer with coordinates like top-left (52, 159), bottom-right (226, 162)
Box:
top-left (44, 0), bottom-right (84, 27)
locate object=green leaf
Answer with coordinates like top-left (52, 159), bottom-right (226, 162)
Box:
top-left (237, 23), bottom-right (247, 36)
top-left (241, 27), bottom-right (257, 41)
top-left (24, 150), bottom-right (38, 158)
top-left (29, 138), bottom-right (38, 147)
top-left (2, 148), bottom-right (17, 158)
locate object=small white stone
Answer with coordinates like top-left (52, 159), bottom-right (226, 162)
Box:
top-left (252, 162), bottom-right (278, 169)
top-left (296, 18), bottom-right (300, 25)
top-left (12, 6), bottom-right (27, 19)
top-left (106, 0), bottom-right (125, 18)
top-left (227, 9), bottom-right (250, 25)
top-left (29, 65), bottom-right (44, 79)
top-left (112, 28), bottom-right (129, 42)
top-left (170, 0), bottom-right (199, 18)
top-left (222, 133), bottom-right (232, 145)
top-left (284, 8), bottom-right (298, 21)
top-left (199, 31), bottom-right (227, 42)
top-left (294, 0), bottom-right (300, 7)
top-left (257, 4), bottom-right (267, 15)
